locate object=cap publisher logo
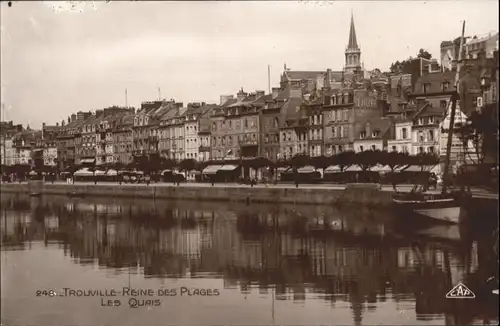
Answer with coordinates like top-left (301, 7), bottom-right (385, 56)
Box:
top-left (446, 282), bottom-right (476, 299)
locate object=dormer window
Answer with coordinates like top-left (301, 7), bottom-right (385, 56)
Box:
top-left (441, 82), bottom-right (450, 92)
top-left (422, 83), bottom-right (431, 93)
top-left (372, 130), bottom-right (380, 138)
top-left (360, 131), bottom-right (366, 139)
top-left (429, 116), bottom-right (435, 124)
top-left (418, 118), bottom-right (424, 125)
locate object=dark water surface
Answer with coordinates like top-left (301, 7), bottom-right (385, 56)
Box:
top-left (1, 194), bottom-right (498, 326)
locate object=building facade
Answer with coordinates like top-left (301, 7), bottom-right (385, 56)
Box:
top-left (353, 117), bottom-right (393, 152)
top-left (323, 89), bottom-right (380, 155)
top-left (387, 120), bottom-right (413, 153)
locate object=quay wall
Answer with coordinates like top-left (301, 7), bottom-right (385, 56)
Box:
top-left (0, 183), bottom-right (394, 207)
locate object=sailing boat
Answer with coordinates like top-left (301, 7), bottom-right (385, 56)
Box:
top-left (392, 22), bottom-right (469, 224)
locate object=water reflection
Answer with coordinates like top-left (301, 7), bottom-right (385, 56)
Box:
top-left (1, 194), bottom-right (498, 326)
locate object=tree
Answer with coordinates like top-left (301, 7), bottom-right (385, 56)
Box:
top-left (331, 151), bottom-right (355, 172)
top-left (417, 48), bottom-right (432, 60)
top-left (390, 48), bottom-right (433, 74)
top-left (288, 154), bottom-right (309, 170)
top-left (310, 155), bottom-right (330, 171)
top-left (411, 152), bottom-right (440, 171)
top-left (454, 109), bottom-right (498, 166)
top-left (177, 159), bottom-right (197, 176)
top-left (354, 150), bottom-right (381, 171)
top-left (378, 151), bottom-right (411, 172)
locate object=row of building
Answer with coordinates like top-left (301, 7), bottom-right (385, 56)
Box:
top-left (1, 16), bottom-right (498, 173)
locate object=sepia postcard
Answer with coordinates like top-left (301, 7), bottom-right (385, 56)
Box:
top-left (1, 1), bottom-right (498, 325)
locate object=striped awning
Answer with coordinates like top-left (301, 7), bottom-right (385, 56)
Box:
top-left (344, 165), bottom-right (362, 172)
top-left (106, 169), bottom-right (118, 176)
top-left (324, 165), bottom-right (341, 173)
top-left (370, 164), bottom-right (391, 172)
top-left (80, 158), bottom-right (96, 164)
top-left (219, 164), bottom-right (238, 171)
top-left (202, 165), bottom-right (223, 175)
top-left (74, 168), bottom-right (93, 176)
top-left (297, 165), bottom-right (316, 174)
top-left (94, 170), bottom-right (106, 176)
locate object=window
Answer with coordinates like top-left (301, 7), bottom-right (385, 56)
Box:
top-left (402, 146), bottom-right (408, 153)
top-left (371, 145), bottom-right (376, 151)
top-left (441, 82), bottom-right (450, 92)
top-left (392, 146), bottom-right (397, 152)
top-left (429, 116), bottom-right (435, 124)
top-left (428, 130), bottom-right (434, 141)
top-left (419, 131), bottom-right (424, 142)
top-left (418, 118), bottom-right (424, 125)
top-left (359, 145), bottom-right (364, 152)
top-left (419, 146), bottom-right (424, 153)
top-left (282, 133), bottom-right (286, 141)
top-left (360, 131), bottom-right (366, 139)
top-left (331, 127), bottom-right (336, 137)
top-left (244, 119), bottom-right (248, 128)
top-left (372, 130), bottom-right (380, 138)
top-left (428, 146), bottom-right (435, 153)
top-left (423, 83), bottom-right (431, 93)
top-left (440, 100), bottom-right (447, 108)
top-left (402, 128), bottom-right (407, 139)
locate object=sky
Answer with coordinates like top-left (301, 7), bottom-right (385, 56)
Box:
top-left (1, 0), bottom-right (498, 128)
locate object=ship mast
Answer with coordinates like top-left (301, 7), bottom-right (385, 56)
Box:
top-left (442, 21), bottom-right (466, 194)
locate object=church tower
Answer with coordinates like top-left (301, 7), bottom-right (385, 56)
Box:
top-left (344, 12), bottom-right (361, 73)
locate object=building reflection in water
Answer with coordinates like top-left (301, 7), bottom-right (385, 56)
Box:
top-left (1, 193), bottom-right (498, 325)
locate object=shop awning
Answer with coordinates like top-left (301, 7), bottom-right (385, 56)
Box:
top-left (74, 168), bottom-right (93, 177)
top-left (106, 169), bottom-right (118, 176)
top-left (219, 164), bottom-right (238, 172)
top-left (80, 158), bottom-right (96, 164)
top-left (297, 165), bottom-right (316, 174)
top-left (276, 167), bottom-right (290, 173)
top-left (189, 170), bottom-right (201, 175)
top-left (324, 165), bottom-right (341, 173)
top-left (402, 165), bottom-right (428, 172)
top-left (161, 169), bottom-right (173, 175)
top-left (344, 165), bottom-right (362, 172)
top-left (202, 165), bottom-right (223, 175)
top-left (94, 170), bottom-right (106, 176)
top-left (29, 170), bottom-right (37, 176)
top-left (370, 164), bottom-right (391, 172)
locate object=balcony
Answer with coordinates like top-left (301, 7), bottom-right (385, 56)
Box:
top-left (239, 139), bottom-right (258, 147)
top-left (199, 145), bottom-right (210, 152)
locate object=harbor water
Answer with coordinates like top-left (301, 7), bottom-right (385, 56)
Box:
top-left (1, 193), bottom-right (498, 326)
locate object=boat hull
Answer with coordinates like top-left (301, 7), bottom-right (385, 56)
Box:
top-left (414, 206), bottom-right (461, 223)
top-left (392, 192), bottom-right (463, 224)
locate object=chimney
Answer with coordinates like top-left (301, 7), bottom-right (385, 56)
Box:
top-left (290, 87), bottom-right (302, 98)
top-left (219, 95), bottom-right (233, 105)
top-left (272, 88), bottom-right (280, 98)
top-left (201, 102), bottom-right (206, 106)
top-left (71, 114), bottom-right (76, 122)
top-left (96, 109), bottom-right (104, 117)
top-left (42, 122), bottom-right (46, 129)
top-left (255, 90), bottom-right (265, 98)
top-left (236, 88), bottom-right (248, 102)
top-left (62, 120), bottom-right (65, 126)
top-left (56, 122), bottom-right (59, 127)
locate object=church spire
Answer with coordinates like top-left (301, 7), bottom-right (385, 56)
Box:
top-left (344, 11), bottom-right (361, 73)
top-left (347, 12), bottom-right (359, 50)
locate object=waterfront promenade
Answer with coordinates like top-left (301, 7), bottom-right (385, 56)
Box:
top-left (1, 180), bottom-right (497, 198)
top-left (2, 180), bottom-right (497, 207)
